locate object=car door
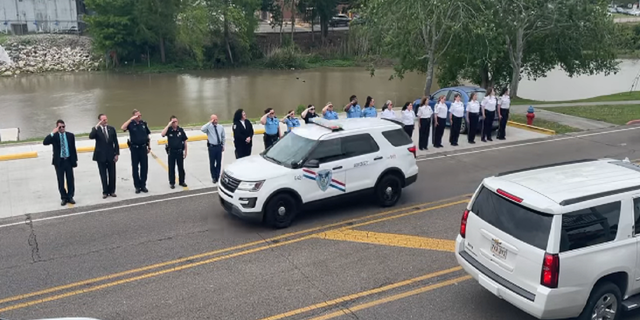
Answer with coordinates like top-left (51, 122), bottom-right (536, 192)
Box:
top-left (302, 138), bottom-right (348, 202)
top-left (633, 195), bottom-right (640, 294)
top-left (340, 133), bottom-right (383, 193)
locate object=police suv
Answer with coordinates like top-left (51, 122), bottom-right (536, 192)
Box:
top-left (218, 118), bottom-right (419, 228)
top-left (456, 158), bottom-right (640, 320)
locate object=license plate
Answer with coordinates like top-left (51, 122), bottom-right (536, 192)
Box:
top-left (491, 243), bottom-right (508, 260)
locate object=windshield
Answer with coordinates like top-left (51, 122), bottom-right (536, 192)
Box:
top-left (262, 132), bottom-right (317, 167)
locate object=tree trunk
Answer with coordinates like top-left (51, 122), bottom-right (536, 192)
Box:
top-left (290, 0), bottom-right (295, 42)
top-left (423, 51), bottom-right (436, 96)
top-left (506, 27), bottom-right (524, 98)
top-left (159, 37), bottom-right (166, 63)
top-left (311, 19), bottom-right (314, 42)
top-left (480, 63), bottom-right (489, 89)
top-left (223, 2), bottom-right (234, 64)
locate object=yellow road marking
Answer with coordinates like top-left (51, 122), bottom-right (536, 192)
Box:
top-left (313, 229), bottom-right (455, 252)
top-left (0, 235), bottom-right (314, 313)
top-left (0, 195), bottom-right (470, 307)
top-left (259, 267), bottom-right (462, 320)
top-left (308, 275), bottom-right (472, 320)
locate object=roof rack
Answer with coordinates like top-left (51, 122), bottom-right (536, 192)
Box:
top-left (309, 118), bottom-right (344, 131)
top-left (495, 159), bottom-right (598, 177)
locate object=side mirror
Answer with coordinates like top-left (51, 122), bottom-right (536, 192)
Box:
top-left (304, 159), bottom-right (320, 168)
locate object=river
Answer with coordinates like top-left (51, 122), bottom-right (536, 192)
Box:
top-left (2, 60), bottom-right (640, 139)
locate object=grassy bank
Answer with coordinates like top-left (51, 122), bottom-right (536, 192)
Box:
top-left (539, 105), bottom-right (640, 125)
top-left (513, 91), bottom-right (640, 105)
top-left (509, 114), bottom-right (582, 134)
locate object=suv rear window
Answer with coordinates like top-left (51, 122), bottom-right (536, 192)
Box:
top-left (382, 129), bottom-right (412, 147)
top-left (471, 186), bottom-right (553, 250)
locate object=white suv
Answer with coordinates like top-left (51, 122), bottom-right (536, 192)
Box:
top-left (456, 158), bottom-right (640, 320)
top-left (218, 117), bottom-right (419, 228)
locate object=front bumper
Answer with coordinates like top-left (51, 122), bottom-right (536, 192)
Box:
top-left (218, 186), bottom-right (264, 223)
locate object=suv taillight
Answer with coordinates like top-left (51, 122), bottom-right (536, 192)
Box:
top-left (408, 146), bottom-right (416, 158)
top-left (460, 209), bottom-right (470, 238)
top-left (541, 253), bottom-right (559, 288)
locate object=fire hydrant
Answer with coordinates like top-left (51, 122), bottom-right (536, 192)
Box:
top-left (526, 106), bottom-right (535, 126)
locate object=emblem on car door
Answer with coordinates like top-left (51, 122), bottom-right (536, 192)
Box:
top-left (492, 238), bottom-right (502, 245)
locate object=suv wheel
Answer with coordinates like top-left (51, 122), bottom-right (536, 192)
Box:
top-left (264, 193), bottom-right (298, 229)
top-left (577, 281), bottom-right (621, 320)
top-left (375, 174), bottom-right (402, 207)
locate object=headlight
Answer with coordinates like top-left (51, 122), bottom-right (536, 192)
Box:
top-left (237, 180), bottom-right (265, 192)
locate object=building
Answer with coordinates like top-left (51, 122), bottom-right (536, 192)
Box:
top-left (1, 0), bottom-right (87, 35)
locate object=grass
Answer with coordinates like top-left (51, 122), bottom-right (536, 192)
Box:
top-left (512, 91), bottom-right (640, 105)
top-left (539, 105), bottom-right (640, 125)
top-left (509, 114), bottom-right (582, 135)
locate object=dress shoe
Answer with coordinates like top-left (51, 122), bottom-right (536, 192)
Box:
top-left (61, 199), bottom-right (68, 206)
top-left (141, 187), bottom-right (149, 193)
top-left (135, 188), bottom-right (141, 194)
top-left (170, 184), bottom-right (175, 189)
top-left (179, 183), bottom-right (188, 187)
top-left (67, 198), bottom-right (76, 205)
top-left (110, 193), bottom-right (117, 197)
top-left (103, 194), bottom-right (108, 199)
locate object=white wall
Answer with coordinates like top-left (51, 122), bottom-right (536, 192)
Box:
top-left (0, 0), bottom-right (78, 34)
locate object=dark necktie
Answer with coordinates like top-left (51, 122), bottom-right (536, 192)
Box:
top-left (60, 133), bottom-right (68, 158)
top-left (103, 126), bottom-right (109, 142)
top-left (213, 124), bottom-right (221, 145)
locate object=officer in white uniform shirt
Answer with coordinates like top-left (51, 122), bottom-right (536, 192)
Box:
top-left (448, 93), bottom-right (465, 146)
top-left (433, 95), bottom-right (448, 148)
top-left (480, 87), bottom-right (497, 142)
top-left (380, 100), bottom-right (396, 119)
top-left (401, 102), bottom-right (416, 138)
top-left (497, 88), bottom-right (511, 140)
top-left (466, 93), bottom-right (481, 144)
top-left (416, 97), bottom-right (433, 150)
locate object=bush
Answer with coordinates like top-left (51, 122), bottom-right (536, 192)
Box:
top-left (296, 104), bottom-right (307, 114)
top-left (261, 46), bottom-right (308, 69)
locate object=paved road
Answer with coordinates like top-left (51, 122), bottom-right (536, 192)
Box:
top-left (1, 125), bottom-right (640, 320)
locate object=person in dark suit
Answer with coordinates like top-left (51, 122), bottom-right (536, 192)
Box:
top-left (43, 119), bottom-right (78, 206)
top-left (89, 114), bottom-right (120, 199)
top-left (232, 109), bottom-right (254, 159)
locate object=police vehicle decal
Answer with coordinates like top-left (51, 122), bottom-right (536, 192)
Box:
top-left (302, 169), bottom-right (346, 192)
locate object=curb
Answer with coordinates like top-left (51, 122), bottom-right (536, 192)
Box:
top-left (507, 121), bottom-right (556, 135)
top-left (157, 129), bottom-right (267, 145)
top-left (77, 143), bottom-right (130, 153)
top-left (0, 151), bottom-right (38, 161)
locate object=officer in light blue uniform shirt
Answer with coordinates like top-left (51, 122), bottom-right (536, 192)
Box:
top-left (322, 102), bottom-right (339, 120)
top-left (261, 108), bottom-right (281, 149)
top-left (282, 109), bottom-right (301, 133)
top-left (362, 96), bottom-right (377, 118)
top-left (344, 94), bottom-right (362, 118)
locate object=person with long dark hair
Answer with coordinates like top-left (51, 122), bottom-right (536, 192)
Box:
top-left (480, 87), bottom-right (497, 142)
top-left (362, 96), bottom-right (377, 118)
top-left (466, 92), bottom-right (480, 144)
top-left (232, 109), bottom-right (254, 159)
top-left (401, 102), bottom-right (416, 138)
top-left (448, 93), bottom-right (464, 146)
top-left (416, 96), bottom-right (433, 150)
top-left (433, 95), bottom-right (448, 148)
top-left (301, 104), bottom-right (318, 123)
top-left (497, 87), bottom-right (511, 140)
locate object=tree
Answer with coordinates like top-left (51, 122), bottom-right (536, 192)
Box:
top-left (361, 0), bottom-right (468, 96)
top-left (84, 0), bottom-right (137, 68)
top-left (134, 0), bottom-right (180, 63)
top-left (297, 0), bottom-right (318, 41)
top-left (175, 0), bottom-right (210, 65)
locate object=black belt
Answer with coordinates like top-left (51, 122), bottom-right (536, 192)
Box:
top-left (130, 144), bottom-right (147, 148)
top-left (207, 142), bottom-right (222, 147)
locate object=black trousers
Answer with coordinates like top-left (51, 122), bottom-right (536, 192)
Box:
top-left (234, 142), bottom-right (252, 159)
top-left (433, 117), bottom-right (446, 147)
top-left (404, 125), bottom-right (414, 140)
top-left (98, 160), bottom-right (116, 195)
top-left (418, 118), bottom-right (431, 149)
top-left (498, 109), bottom-right (510, 139)
top-left (168, 149), bottom-right (185, 185)
top-left (130, 146), bottom-right (148, 189)
top-left (263, 133), bottom-right (278, 149)
top-left (482, 110), bottom-right (495, 141)
top-left (449, 116), bottom-right (463, 145)
top-left (55, 158), bottom-right (75, 200)
top-left (208, 144), bottom-right (223, 182)
top-left (468, 112), bottom-right (479, 143)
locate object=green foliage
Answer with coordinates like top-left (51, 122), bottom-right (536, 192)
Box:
top-left (262, 46), bottom-right (309, 69)
top-left (84, 0), bottom-right (136, 59)
top-left (296, 104), bottom-right (307, 114)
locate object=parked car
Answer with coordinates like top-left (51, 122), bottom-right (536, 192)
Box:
top-left (329, 14), bottom-right (351, 27)
top-left (413, 86), bottom-right (500, 134)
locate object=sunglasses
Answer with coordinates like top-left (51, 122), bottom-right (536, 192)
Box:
top-left (59, 125), bottom-right (65, 128)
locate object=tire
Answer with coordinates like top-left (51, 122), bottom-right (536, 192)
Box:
top-left (375, 174), bottom-right (403, 207)
top-left (460, 119), bottom-right (468, 134)
top-left (576, 281), bottom-right (622, 320)
top-left (264, 193), bottom-right (298, 229)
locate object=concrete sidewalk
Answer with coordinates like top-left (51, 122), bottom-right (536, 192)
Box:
top-left (510, 105), bottom-right (616, 131)
top-left (0, 116), bottom-right (547, 220)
